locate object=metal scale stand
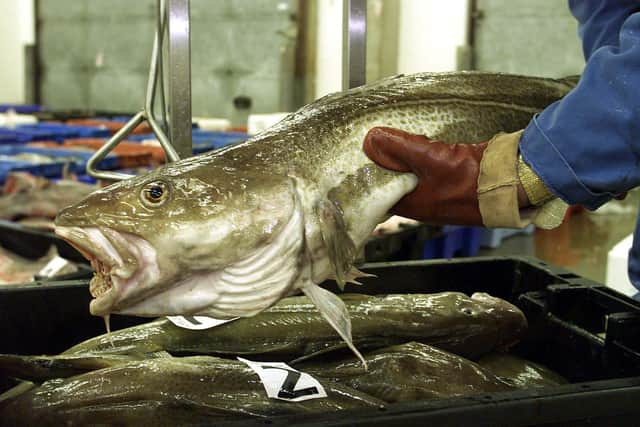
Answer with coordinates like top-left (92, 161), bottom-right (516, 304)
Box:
top-left (88, 0), bottom-right (367, 181)
top-left (86, 0), bottom-right (192, 181)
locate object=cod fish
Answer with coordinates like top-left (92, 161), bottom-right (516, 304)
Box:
top-left (478, 353), bottom-right (567, 388)
top-left (63, 292), bottom-right (526, 362)
top-left (0, 353), bottom-right (167, 383)
top-left (0, 356), bottom-right (384, 427)
top-left (306, 342), bottom-right (514, 402)
top-left (54, 72), bottom-right (574, 362)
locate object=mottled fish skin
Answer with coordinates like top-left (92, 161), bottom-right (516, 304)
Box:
top-left (478, 353), bottom-right (568, 388)
top-left (0, 356), bottom-right (385, 427)
top-left (53, 72), bottom-right (572, 361)
top-left (304, 342), bottom-right (514, 403)
top-left (0, 353), bottom-right (168, 383)
top-left (64, 292), bottom-right (527, 362)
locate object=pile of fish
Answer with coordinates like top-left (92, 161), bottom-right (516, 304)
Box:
top-left (52, 71), bottom-right (576, 367)
top-left (0, 292), bottom-right (567, 425)
top-left (0, 71), bottom-right (576, 424)
top-left (0, 245), bottom-right (78, 285)
top-left (0, 172), bottom-right (97, 223)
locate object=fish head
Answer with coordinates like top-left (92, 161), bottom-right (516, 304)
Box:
top-left (54, 159), bottom-right (302, 319)
top-left (469, 292), bottom-right (528, 349)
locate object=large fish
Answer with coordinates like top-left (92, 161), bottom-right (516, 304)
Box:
top-left (0, 356), bottom-right (385, 427)
top-left (307, 342), bottom-right (514, 402)
top-left (62, 292), bottom-right (526, 362)
top-left (54, 72), bottom-right (574, 362)
top-left (478, 353), bottom-right (567, 388)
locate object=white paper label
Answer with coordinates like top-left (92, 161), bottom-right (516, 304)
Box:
top-left (166, 315), bottom-right (238, 330)
top-left (38, 256), bottom-right (70, 278)
top-left (238, 357), bottom-right (327, 402)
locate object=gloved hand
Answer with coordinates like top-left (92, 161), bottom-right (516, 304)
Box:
top-left (363, 126), bottom-right (567, 229)
top-left (362, 127), bottom-right (488, 225)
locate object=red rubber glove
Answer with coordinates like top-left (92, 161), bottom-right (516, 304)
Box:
top-left (363, 127), bottom-right (489, 225)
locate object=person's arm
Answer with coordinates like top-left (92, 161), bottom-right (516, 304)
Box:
top-left (569, 0), bottom-right (640, 60)
top-left (519, 11), bottom-right (640, 210)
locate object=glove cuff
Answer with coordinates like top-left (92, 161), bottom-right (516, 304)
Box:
top-left (517, 155), bottom-right (555, 206)
top-left (477, 131), bottom-right (567, 229)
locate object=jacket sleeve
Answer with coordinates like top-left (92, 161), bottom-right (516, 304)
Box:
top-left (519, 11), bottom-right (640, 210)
top-left (569, 0), bottom-right (640, 59)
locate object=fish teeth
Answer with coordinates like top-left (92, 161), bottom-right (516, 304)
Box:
top-left (89, 261), bottom-right (113, 298)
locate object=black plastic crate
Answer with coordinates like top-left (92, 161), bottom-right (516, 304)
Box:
top-left (2, 256), bottom-right (640, 426)
top-left (0, 220), bottom-right (86, 263)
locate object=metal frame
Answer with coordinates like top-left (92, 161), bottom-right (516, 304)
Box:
top-left (87, 0), bottom-right (365, 181)
top-left (342, 0), bottom-right (367, 90)
top-left (86, 0), bottom-right (191, 181)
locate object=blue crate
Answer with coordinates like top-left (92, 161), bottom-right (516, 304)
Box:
top-left (0, 132), bottom-right (18, 144)
top-left (479, 225), bottom-right (536, 249)
top-left (16, 124), bottom-right (110, 140)
top-left (422, 226), bottom-right (481, 259)
top-left (127, 130), bottom-right (247, 149)
top-left (0, 104), bottom-right (43, 114)
top-left (0, 146), bottom-right (118, 175)
top-left (0, 157), bottom-right (67, 183)
top-left (0, 127), bottom-right (57, 143)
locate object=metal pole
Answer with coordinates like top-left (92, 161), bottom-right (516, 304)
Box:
top-left (342, 0), bottom-right (367, 90)
top-left (167, 0), bottom-right (192, 158)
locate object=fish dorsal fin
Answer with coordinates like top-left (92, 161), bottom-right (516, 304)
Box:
top-left (315, 199), bottom-right (357, 291)
top-left (302, 284), bottom-right (367, 369)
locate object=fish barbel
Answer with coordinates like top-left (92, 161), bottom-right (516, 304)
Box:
top-left (54, 72), bottom-right (574, 363)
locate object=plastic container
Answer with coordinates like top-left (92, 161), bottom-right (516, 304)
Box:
top-left (16, 123), bottom-right (110, 141)
top-left (62, 139), bottom-right (157, 168)
top-left (0, 104), bottom-right (43, 114)
top-left (479, 224), bottom-right (536, 249)
top-left (0, 220), bottom-right (87, 263)
top-left (0, 127), bottom-right (57, 143)
top-left (0, 148), bottom-right (70, 183)
top-left (65, 119), bottom-right (152, 135)
top-left (422, 225), bottom-right (481, 259)
top-left (3, 256), bottom-right (640, 425)
top-left (0, 145), bottom-right (119, 174)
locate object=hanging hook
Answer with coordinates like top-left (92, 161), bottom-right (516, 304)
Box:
top-left (87, 0), bottom-right (181, 181)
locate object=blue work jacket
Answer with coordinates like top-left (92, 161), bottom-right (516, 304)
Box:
top-left (519, 1), bottom-right (640, 292)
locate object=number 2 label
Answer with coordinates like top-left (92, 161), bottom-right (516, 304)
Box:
top-left (238, 357), bottom-right (327, 402)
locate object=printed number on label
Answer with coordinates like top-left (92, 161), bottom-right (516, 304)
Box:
top-left (238, 357), bottom-right (327, 402)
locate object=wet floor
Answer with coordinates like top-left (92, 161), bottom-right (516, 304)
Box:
top-left (479, 189), bottom-right (640, 284)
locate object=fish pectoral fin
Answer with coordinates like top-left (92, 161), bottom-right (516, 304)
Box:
top-left (345, 267), bottom-right (377, 286)
top-left (328, 267), bottom-right (376, 286)
top-left (315, 199), bottom-right (357, 291)
top-left (302, 284), bottom-right (367, 369)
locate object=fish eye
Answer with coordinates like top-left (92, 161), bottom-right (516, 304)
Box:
top-left (462, 307), bottom-right (474, 316)
top-left (140, 181), bottom-right (170, 208)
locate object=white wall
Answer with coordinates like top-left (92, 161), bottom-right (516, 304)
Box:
top-left (315, 0), bottom-right (344, 99)
top-left (0, 0), bottom-right (35, 104)
top-left (314, 0), bottom-right (469, 99)
top-left (397, 0), bottom-right (469, 73)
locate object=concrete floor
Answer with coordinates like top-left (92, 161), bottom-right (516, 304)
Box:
top-left (479, 190), bottom-right (640, 284)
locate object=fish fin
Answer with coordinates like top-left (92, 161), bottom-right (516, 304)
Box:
top-left (315, 199), bottom-right (357, 291)
top-left (345, 267), bottom-right (377, 285)
top-left (302, 284), bottom-right (367, 370)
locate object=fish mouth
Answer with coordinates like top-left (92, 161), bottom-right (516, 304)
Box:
top-left (55, 226), bottom-right (154, 317)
